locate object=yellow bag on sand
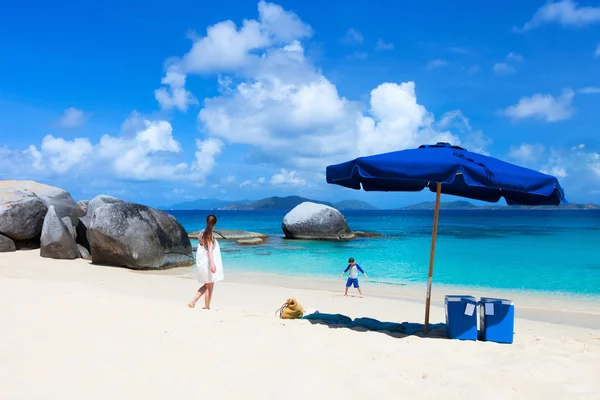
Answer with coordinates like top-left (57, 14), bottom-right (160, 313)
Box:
top-left (277, 298), bottom-right (304, 319)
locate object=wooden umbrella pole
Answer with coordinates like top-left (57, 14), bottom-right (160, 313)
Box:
top-left (424, 182), bottom-right (442, 334)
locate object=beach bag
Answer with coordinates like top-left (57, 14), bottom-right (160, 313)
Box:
top-left (276, 298), bottom-right (304, 319)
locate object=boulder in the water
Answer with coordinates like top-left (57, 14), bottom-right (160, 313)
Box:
top-left (282, 202), bottom-right (355, 241)
top-left (0, 233), bottom-right (16, 252)
top-left (87, 200), bottom-right (193, 270)
top-left (40, 206), bottom-right (80, 259)
top-left (236, 238), bottom-right (265, 245)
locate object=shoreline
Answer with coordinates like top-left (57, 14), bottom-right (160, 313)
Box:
top-left (146, 265), bottom-right (600, 329)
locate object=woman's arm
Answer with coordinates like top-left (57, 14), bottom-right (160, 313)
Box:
top-left (207, 240), bottom-right (217, 273)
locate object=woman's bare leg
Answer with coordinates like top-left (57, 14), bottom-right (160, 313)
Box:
top-left (188, 285), bottom-right (207, 308)
top-left (204, 282), bottom-right (215, 309)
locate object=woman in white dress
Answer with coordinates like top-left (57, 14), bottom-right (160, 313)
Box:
top-left (188, 214), bottom-right (224, 310)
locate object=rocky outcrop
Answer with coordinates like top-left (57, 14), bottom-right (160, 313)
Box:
top-left (40, 206), bottom-right (80, 259)
top-left (86, 195), bottom-right (123, 217)
top-left (353, 231), bottom-right (383, 238)
top-left (282, 202), bottom-right (355, 241)
top-left (236, 238), bottom-right (265, 245)
top-left (0, 196), bottom-right (47, 240)
top-left (188, 229), bottom-right (268, 240)
top-left (62, 217), bottom-right (76, 240)
top-left (0, 181), bottom-right (85, 243)
top-left (0, 234), bottom-right (16, 252)
top-left (87, 201), bottom-right (193, 270)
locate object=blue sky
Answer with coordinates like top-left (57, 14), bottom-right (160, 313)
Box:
top-left (1, 0), bottom-right (599, 208)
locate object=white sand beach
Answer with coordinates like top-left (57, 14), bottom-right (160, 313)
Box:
top-left (1, 250), bottom-right (599, 400)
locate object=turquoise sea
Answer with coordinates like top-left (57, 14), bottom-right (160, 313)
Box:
top-left (171, 210), bottom-right (600, 297)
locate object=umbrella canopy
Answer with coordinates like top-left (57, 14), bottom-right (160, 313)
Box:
top-left (326, 142), bottom-right (566, 205)
top-left (326, 142), bottom-right (567, 333)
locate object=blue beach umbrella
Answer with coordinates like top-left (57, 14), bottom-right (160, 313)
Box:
top-left (326, 142), bottom-right (566, 333)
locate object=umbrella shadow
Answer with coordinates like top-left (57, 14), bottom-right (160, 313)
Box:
top-left (303, 312), bottom-right (447, 339)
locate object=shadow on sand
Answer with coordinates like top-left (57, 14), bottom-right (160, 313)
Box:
top-left (303, 312), bottom-right (447, 339)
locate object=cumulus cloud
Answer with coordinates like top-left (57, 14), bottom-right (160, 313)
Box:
top-left (516, 0), bottom-right (600, 31)
top-left (154, 64), bottom-right (198, 111)
top-left (508, 143), bottom-right (546, 165)
top-left (540, 144), bottom-right (600, 181)
top-left (58, 107), bottom-right (87, 128)
top-left (8, 113), bottom-right (222, 184)
top-left (375, 38), bottom-right (394, 51)
top-left (501, 89), bottom-right (575, 122)
top-left (343, 28), bottom-right (364, 45)
top-left (269, 169), bottom-right (307, 186)
top-left (159, 2), bottom-right (491, 174)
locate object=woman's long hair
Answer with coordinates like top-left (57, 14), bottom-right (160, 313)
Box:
top-left (201, 214), bottom-right (217, 249)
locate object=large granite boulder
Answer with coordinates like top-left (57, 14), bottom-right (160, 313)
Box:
top-left (0, 181), bottom-right (84, 241)
top-left (86, 195), bottom-right (123, 217)
top-left (0, 195), bottom-right (47, 240)
top-left (87, 200), bottom-right (194, 269)
top-left (0, 234), bottom-right (16, 252)
top-left (282, 202), bottom-right (355, 241)
top-left (40, 206), bottom-right (80, 259)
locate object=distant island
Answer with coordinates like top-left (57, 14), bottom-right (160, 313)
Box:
top-left (166, 196), bottom-right (599, 211)
top-left (399, 201), bottom-right (600, 211)
top-left (168, 196), bottom-right (378, 211)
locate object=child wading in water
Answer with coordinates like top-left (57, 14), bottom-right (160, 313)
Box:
top-left (338, 257), bottom-right (368, 297)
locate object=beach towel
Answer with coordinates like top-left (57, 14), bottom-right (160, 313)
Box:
top-left (276, 298), bottom-right (304, 319)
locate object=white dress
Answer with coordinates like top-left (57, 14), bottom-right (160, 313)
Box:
top-left (196, 237), bottom-right (225, 283)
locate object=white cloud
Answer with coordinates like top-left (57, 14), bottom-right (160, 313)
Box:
top-left (269, 169), bottom-right (306, 186)
top-left (375, 38), bottom-right (394, 51)
top-left (427, 59), bottom-right (448, 70)
top-left (154, 64), bottom-right (198, 112)
top-left (501, 89), bottom-right (575, 122)
top-left (154, 1), bottom-right (312, 111)
top-left (492, 62), bottom-right (516, 75)
top-left (28, 136), bottom-right (93, 174)
top-left (344, 28), bottom-right (364, 45)
top-left (506, 52), bottom-right (524, 62)
top-left (540, 144), bottom-right (600, 181)
top-left (578, 86), bottom-right (600, 94)
top-left (517, 0), bottom-right (600, 31)
top-left (193, 137), bottom-right (224, 177)
top-left (58, 107), bottom-right (86, 128)
top-left (183, 3), bottom-right (489, 171)
top-left (10, 113), bottom-right (222, 184)
top-left (595, 43), bottom-right (600, 57)
top-left (508, 143), bottom-right (546, 164)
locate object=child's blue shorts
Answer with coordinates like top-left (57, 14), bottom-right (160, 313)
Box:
top-left (346, 277), bottom-right (360, 288)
